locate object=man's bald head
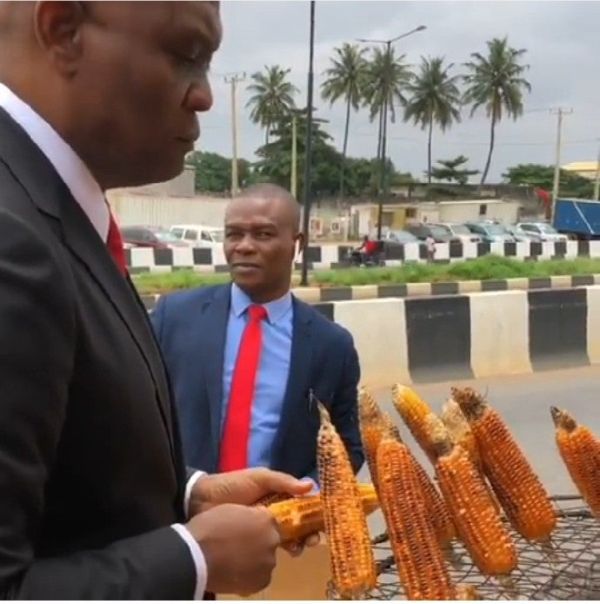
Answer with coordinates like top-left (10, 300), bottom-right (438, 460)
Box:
top-left (223, 183), bottom-right (304, 303)
top-left (230, 183), bottom-right (302, 233)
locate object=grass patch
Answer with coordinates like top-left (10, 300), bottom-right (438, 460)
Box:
top-left (131, 255), bottom-right (600, 295)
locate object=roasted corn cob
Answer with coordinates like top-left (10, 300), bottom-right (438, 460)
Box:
top-left (453, 387), bottom-right (556, 541)
top-left (267, 484), bottom-right (379, 543)
top-left (428, 415), bottom-right (518, 576)
top-left (381, 411), bottom-right (456, 546)
top-left (376, 436), bottom-right (455, 600)
top-left (442, 398), bottom-right (501, 514)
top-left (551, 406), bottom-right (600, 518)
top-left (358, 387), bottom-right (386, 490)
top-left (317, 402), bottom-right (376, 598)
top-left (392, 383), bottom-right (437, 463)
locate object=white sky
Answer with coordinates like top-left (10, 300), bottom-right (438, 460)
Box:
top-left (196, 1), bottom-right (600, 182)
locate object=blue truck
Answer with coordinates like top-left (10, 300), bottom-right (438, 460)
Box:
top-left (553, 198), bottom-right (600, 240)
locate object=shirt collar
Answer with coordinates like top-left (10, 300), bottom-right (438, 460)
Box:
top-left (0, 83), bottom-right (109, 242)
top-left (230, 283), bottom-right (292, 325)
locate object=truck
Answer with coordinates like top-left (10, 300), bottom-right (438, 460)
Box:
top-left (553, 198), bottom-right (600, 240)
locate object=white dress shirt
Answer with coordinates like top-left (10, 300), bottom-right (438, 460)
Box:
top-left (0, 83), bottom-right (207, 599)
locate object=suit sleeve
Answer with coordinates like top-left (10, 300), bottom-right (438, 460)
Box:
top-left (330, 332), bottom-right (364, 474)
top-left (0, 210), bottom-right (196, 599)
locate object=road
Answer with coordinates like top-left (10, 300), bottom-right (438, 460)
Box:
top-left (360, 365), bottom-right (600, 535)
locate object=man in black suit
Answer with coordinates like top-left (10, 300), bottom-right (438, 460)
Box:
top-left (0, 2), bottom-right (312, 599)
top-left (152, 185), bottom-right (364, 481)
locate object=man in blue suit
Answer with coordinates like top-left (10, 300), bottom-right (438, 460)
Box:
top-left (151, 184), bottom-right (363, 481)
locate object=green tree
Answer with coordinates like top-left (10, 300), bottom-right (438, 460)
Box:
top-left (463, 37), bottom-right (531, 185)
top-left (246, 65), bottom-right (298, 144)
top-left (254, 110), bottom-right (341, 197)
top-left (503, 163), bottom-right (594, 198)
top-left (321, 43), bottom-right (369, 199)
top-left (362, 46), bottom-right (413, 192)
top-left (430, 155), bottom-right (479, 185)
top-left (404, 57), bottom-right (462, 184)
top-left (185, 152), bottom-right (254, 193)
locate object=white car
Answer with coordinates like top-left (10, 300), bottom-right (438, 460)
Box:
top-left (169, 224), bottom-right (225, 248)
top-left (429, 222), bottom-right (482, 244)
top-left (514, 222), bottom-right (568, 243)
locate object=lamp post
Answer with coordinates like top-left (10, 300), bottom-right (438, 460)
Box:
top-left (357, 25), bottom-right (426, 239)
top-left (300, 0), bottom-right (316, 287)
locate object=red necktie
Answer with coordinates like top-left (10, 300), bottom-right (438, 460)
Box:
top-left (107, 212), bottom-right (127, 276)
top-left (219, 304), bottom-right (268, 472)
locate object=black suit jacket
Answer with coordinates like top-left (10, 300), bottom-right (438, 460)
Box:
top-left (151, 284), bottom-right (364, 478)
top-left (0, 109), bottom-right (196, 598)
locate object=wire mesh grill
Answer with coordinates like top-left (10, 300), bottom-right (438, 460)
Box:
top-left (329, 496), bottom-right (600, 600)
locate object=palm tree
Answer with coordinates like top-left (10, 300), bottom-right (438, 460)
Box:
top-left (246, 65), bottom-right (298, 144)
top-left (404, 57), bottom-right (462, 184)
top-left (362, 46), bottom-right (413, 192)
top-left (463, 37), bottom-right (531, 185)
top-left (321, 43), bottom-right (369, 199)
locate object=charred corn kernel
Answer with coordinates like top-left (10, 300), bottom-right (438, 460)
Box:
top-left (267, 484), bottom-right (379, 543)
top-left (427, 415), bottom-right (518, 576)
top-left (551, 406), bottom-right (600, 518)
top-left (455, 585), bottom-right (481, 600)
top-left (376, 436), bottom-right (455, 600)
top-left (358, 388), bottom-right (386, 490)
top-left (382, 411), bottom-right (456, 546)
top-left (453, 387), bottom-right (556, 541)
top-left (392, 383), bottom-right (437, 463)
top-left (381, 412), bottom-right (402, 442)
top-left (441, 398), bottom-right (480, 466)
top-left (317, 403), bottom-right (376, 598)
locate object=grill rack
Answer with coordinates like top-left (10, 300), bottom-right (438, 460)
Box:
top-left (330, 496), bottom-right (600, 600)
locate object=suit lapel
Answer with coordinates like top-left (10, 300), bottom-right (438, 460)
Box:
top-left (272, 298), bottom-right (313, 465)
top-left (200, 285), bottom-right (231, 463)
top-left (0, 109), bottom-right (177, 460)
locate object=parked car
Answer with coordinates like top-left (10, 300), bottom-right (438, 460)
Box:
top-left (169, 224), bottom-right (225, 247)
top-left (379, 229), bottom-right (420, 244)
top-left (121, 226), bottom-right (187, 249)
top-left (404, 223), bottom-right (460, 243)
top-left (515, 222), bottom-right (568, 243)
top-left (506, 225), bottom-right (538, 242)
top-left (429, 222), bottom-right (482, 244)
top-left (465, 221), bottom-right (516, 243)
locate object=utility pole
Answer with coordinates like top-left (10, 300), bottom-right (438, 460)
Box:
top-left (300, 0), bottom-right (316, 287)
top-left (225, 72), bottom-right (246, 197)
top-left (291, 114), bottom-right (297, 198)
top-left (594, 139), bottom-right (600, 202)
top-left (550, 107), bottom-right (572, 221)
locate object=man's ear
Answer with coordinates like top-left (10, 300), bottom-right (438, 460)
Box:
top-left (33, 1), bottom-right (86, 76)
top-left (295, 233), bottom-right (306, 259)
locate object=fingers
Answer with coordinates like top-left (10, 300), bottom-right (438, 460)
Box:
top-left (255, 468), bottom-right (315, 497)
top-left (281, 532), bottom-right (321, 557)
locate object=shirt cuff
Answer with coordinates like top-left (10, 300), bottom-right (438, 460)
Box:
top-left (172, 524), bottom-right (208, 600)
top-left (185, 470), bottom-right (206, 519)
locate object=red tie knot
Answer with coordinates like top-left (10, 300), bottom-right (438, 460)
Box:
top-left (248, 304), bottom-right (268, 322)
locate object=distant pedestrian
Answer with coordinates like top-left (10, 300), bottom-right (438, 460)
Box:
top-left (426, 234), bottom-right (436, 263)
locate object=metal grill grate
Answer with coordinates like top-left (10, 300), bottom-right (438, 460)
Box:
top-left (329, 496), bottom-right (600, 600)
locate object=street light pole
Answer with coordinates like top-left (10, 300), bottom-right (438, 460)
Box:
top-left (357, 25), bottom-right (426, 240)
top-left (300, 0), bottom-right (316, 287)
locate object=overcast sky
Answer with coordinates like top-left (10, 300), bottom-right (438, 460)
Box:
top-left (197, 1), bottom-right (600, 183)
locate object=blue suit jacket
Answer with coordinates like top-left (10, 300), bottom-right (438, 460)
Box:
top-left (151, 284), bottom-right (364, 478)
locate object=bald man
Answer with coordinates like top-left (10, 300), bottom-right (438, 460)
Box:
top-left (152, 184), bottom-right (364, 483)
top-left (0, 2), bottom-right (313, 599)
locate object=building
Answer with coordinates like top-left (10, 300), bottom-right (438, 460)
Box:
top-left (562, 161), bottom-right (600, 181)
